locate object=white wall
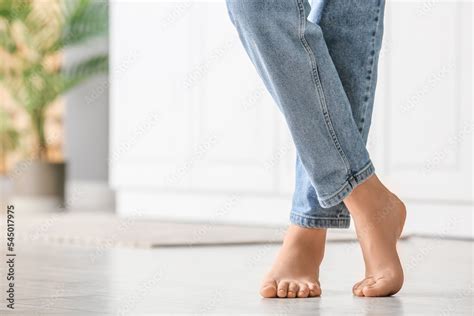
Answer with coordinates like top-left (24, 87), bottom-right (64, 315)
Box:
top-left (65, 36), bottom-right (115, 210)
top-left (109, 0), bottom-right (473, 238)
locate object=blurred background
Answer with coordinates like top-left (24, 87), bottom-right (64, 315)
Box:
top-left (0, 0), bottom-right (110, 211)
top-left (0, 0), bottom-right (472, 238)
top-left (0, 1), bottom-right (472, 314)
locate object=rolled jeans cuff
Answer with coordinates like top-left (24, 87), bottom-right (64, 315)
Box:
top-left (318, 162), bottom-right (375, 208)
top-left (290, 212), bottom-right (350, 229)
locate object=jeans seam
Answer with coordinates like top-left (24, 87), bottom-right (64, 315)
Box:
top-left (360, 2), bottom-right (383, 134)
top-left (290, 212), bottom-right (350, 229)
top-left (295, 0), bottom-right (351, 176)
top-left (318, 161), bottom-right (374, 207)
top-left (320, 161), bottom-right (373, 199)
top-left (290, 212), bottom-right (349, 220)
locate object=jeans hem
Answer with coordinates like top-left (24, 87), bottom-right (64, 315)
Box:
top-left (290, 212), bottom-right (350, 229)
top-left (318, 162), bottom-right (375, 208)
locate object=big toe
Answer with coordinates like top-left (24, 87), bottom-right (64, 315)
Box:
top-left (308, 282), bottom-right (322, 297)
top-left (352, 278), bottom-right (376, 297)
top-left (260, 280), bottom-right (278, 298)
top-left (362, 277), bottom-right (402, 297)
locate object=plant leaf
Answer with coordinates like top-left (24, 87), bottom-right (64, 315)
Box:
top-left (60, 54), bottom-right (108, 94)
top-left (50, 0), bottom-right (108, 52)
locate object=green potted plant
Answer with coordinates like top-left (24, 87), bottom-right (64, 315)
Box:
top-left (0, 108), bottom-right (19, 175)
top-left (0, 0), bottom-right (108, 209)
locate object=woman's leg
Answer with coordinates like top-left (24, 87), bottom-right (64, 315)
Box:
top-left (292, 0), bottom-right (386, 234)
top-left (320, 0), bottom-right (405, 297)
top-left (226, 0), bottom-right (374, 208)
top-left (290, 1), bottom-right (388, 298)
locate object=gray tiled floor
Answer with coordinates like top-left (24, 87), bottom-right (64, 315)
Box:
top-left (0, 236), bottom-right (472, 315)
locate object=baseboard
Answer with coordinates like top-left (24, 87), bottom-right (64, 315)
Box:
top-left (66, 180), bottom-right (115, 211)
top-left (116, 190), bottom-right (292, 227)
top-left (400, 201), bottom-right (473, 239)
top-left (0, 178), bottom-right (115, 212)
top-left (116, 190), bottom-right (473, 239)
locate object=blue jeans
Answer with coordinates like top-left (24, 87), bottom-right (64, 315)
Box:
top-left (226, 0), bottom-right (386, 228)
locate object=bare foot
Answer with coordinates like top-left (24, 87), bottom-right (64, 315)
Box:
top-left (344, 175), bottom-right (406, 297)
top-left (260, 225), bottom-right (325, 298)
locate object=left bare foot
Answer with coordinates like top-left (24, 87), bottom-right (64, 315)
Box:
top-left (344, 175), bottom-right (406, 297)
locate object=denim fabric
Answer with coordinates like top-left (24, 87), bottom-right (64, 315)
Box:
top-left (226, 0), bottom-right (385, 228)
top-left (293, 0), bottom-right (386, 228)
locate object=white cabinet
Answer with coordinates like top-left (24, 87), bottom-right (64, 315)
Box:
top-left (110, 0), bottom-right (472, 237)
top-left (369, 1), bottom-right (473, 237)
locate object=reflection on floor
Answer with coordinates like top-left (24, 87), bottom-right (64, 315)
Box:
top-left (0, 236), bottom-right (472, 315)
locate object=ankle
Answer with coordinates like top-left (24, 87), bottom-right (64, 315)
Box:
top-left (343, 175), bottom-right (397, 214)
top-left (285, 225), bottom-right (326, 242)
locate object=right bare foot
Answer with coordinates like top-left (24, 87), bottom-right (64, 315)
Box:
top-left (260, 225), bottom-right (325, 298)
top-left (344, 175), bottom-right (406, 297)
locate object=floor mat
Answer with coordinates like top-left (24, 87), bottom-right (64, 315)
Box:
top-left (4, 212), bottom-right (358, 248)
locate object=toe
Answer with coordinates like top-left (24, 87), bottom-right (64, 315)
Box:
top-left (352, 280), bottom-right (363, 296)
top-left (362, 278), bottom-right (402, 297)
top-left (308, 282), bottom-right (321, 297)
top-left (287, 282), bottom-right (298, 298)
top-left (353, 278), bottom-right (375, 297)
top-left (277, 281), bottom-right (289, 298)
top-left (297, 283), bottom-right (309, 298)
top-left (260, 279), bottom-right (278, 298)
